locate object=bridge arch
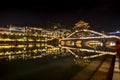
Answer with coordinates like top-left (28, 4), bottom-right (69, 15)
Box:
top-left (59, 29), bottom-right (120, 53)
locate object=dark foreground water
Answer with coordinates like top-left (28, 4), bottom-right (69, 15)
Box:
top-left (0, 44), bottom-right (108, 80)
top-left (0, 55), bottom-right (85, 80)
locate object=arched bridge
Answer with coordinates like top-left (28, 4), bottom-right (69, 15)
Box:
top-left (59, 29), bottom-right (120, 55)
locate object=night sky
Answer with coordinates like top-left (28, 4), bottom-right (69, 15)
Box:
top-left (0, 0), bottom-right (120, 32)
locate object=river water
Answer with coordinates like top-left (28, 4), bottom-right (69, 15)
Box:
top-left (0, 43), bottom-right (107, 80)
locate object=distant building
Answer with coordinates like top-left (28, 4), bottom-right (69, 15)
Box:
top-left (107, 31), bottom-right (120, 36)
top-left (9, 26), bottom-right (25, 33)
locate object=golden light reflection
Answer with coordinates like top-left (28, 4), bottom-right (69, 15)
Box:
top-left (106, 41), bottom-right (116, 49)
top-left (76, 41), bottom-right (82, 47)
top-left (0, 44), bottom-right (61, 59)
top-left (66, 41), bottom-right (74, 46)
top-left (60, 41), bottom-right (65, 46)
top-left (85, 40), bottom-right (103, 48)
top-left (62, 47), bottom-right (116, 56)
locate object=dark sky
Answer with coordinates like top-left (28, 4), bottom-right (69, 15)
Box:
top-left (0, 0), bottom-right (120, 32)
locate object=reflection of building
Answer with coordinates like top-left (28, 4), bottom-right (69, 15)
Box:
top-left (0, 44), bottom-right (62, 60)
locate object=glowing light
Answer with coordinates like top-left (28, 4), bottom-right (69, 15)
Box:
top-left (110, 42), bottom-right (116, 46)
top-left (85, 40), bottom-right (103, 48)
top-left (76, 41), bottom-right (82, 47)
top-left (116, 31), bottom-right (120, 33)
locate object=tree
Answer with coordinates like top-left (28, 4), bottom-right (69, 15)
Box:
top-left (51, 23), bottom-right (62, 30)
top-left (44, 21), bottom-right (63, 30)
top-left (73, 20), bottom-right (90, 31)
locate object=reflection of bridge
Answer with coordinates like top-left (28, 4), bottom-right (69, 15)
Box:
top-left (59, 29), bottom-right (120, 55)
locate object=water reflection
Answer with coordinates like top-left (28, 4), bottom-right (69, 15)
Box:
top-left (0, 44), bottom-right (62, 60)
top-left (0, 43), bottom-right (113, 80)
top-left (0, 43), bottom-right (106, 66)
